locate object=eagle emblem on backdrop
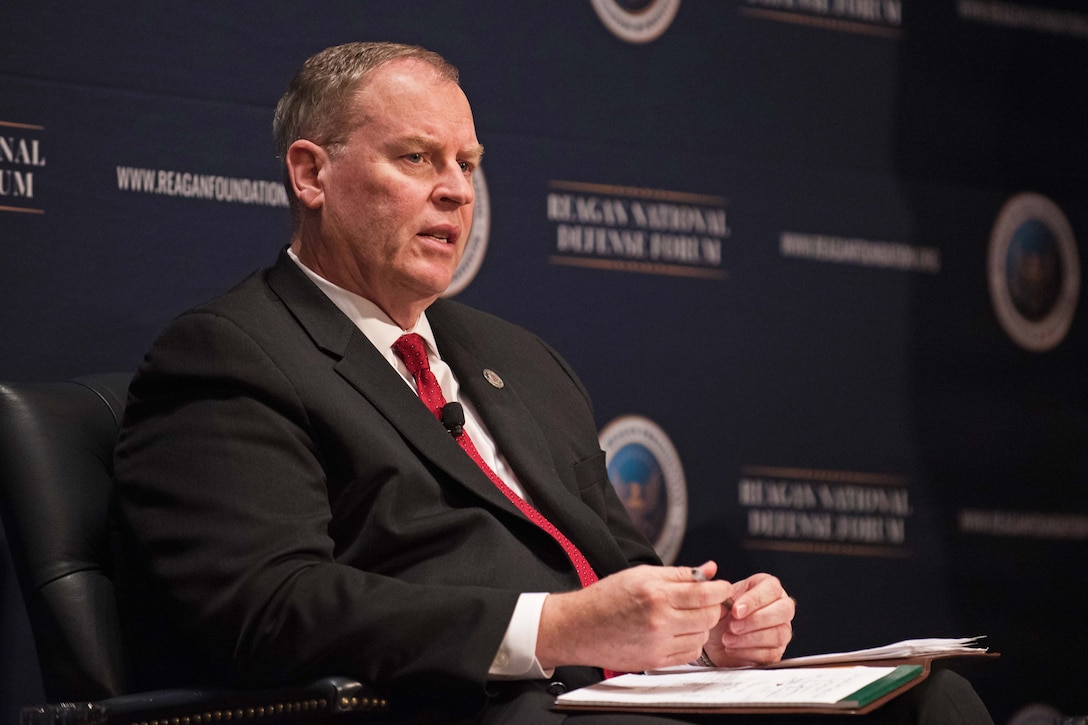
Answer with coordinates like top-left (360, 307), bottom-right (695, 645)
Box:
top-left (599, 415), bottom-right (687, 564)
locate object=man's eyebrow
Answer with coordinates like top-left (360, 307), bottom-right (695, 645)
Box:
top-left (388, 135), bottom-right (439, 152)
top-left (391, 136), bottom-right (484, 163)
top-left (463, 143), bottom-right (485, 163)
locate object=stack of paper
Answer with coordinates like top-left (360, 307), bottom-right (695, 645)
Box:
top-left (555, 665), bottom-right (924, 711)
top-left (762, 636), bottom-right (989, 669)
top-left (554, 636), bottom-right (993, 714)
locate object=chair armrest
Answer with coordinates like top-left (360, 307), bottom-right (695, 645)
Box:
top-left (20, 675), bottom-right (387, 724)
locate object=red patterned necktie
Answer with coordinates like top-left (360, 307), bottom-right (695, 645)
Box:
top-left (392, 333), bottom-right (599, 588)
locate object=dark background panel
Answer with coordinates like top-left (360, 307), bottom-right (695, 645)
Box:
top-left (3, 1), bottom-right (1086, 722)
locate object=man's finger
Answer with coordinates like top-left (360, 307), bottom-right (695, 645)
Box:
top-left (678, 561), bottom-right (717, 582)
top-left (729, 574), bottom-right (786, 618)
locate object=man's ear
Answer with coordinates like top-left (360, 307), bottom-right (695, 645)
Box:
top-left (286, 140), bottom-right (328, 210)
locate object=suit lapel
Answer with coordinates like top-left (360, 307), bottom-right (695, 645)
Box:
top-left (266, 254), bottom-right (628, 574)
top-left (265, 251), bottom-right (525, 518)
top-left (434, 325), bottom-right (566, 503)
top-left (431, 309), bottom-right (631, 575)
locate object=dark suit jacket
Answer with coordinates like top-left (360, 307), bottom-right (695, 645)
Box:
top-left (112, 249), bottom-right (660, 718)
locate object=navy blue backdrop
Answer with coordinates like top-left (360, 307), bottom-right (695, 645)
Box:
top-left (3, 2), bottom-right (1087, 723)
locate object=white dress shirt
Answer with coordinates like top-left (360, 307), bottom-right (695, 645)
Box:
top-left (288, 249), bottom-right (552, 679)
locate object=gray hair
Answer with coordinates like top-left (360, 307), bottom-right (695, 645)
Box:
top-left (273, 42), bottom-right (460, 214)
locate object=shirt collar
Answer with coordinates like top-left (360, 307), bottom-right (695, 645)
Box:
top-left (286, 248), bottom-right (439, 368)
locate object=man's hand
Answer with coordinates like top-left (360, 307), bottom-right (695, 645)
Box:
top-left (536, 562), bottom-right (734, 673)
top-left (702, 572), bottom-right (795, 667)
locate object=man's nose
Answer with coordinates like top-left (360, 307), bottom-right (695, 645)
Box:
top-left (436, 164), bottom-right (474, 207)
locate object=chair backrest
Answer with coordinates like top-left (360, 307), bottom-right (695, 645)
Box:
top-left (0, 374), bottom-right (133, 702)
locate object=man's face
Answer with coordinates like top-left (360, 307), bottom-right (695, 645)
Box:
top-left (312, 59), bottom-right (483, 323)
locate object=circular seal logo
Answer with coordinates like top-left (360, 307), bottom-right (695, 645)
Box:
top-left (599, 415), bottom-right (687, 564)
top-left (589, 0), bottom-right (682, 44)
top-left (443, 166), bottom-right (490, 297)
top-left (988, 192), bottom-right (1079, 352)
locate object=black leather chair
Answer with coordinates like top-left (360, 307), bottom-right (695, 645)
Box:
top-left (0, 375), bottom-right (387, 724)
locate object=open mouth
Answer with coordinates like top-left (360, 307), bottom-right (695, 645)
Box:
top-left (420, 226), bottom-right (459, 245)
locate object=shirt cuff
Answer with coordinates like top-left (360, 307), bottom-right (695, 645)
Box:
top-left (488, 592), bottom-right (554, 680)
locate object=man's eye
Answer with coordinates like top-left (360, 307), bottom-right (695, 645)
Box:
top-left (406, 153), bottom-right (424, 163)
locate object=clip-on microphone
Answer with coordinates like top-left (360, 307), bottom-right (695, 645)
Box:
top-left (440, 402), bottom-right (465, 437)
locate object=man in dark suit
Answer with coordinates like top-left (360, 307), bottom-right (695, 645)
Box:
top-left (112, 42), bottom-right (990, 724)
